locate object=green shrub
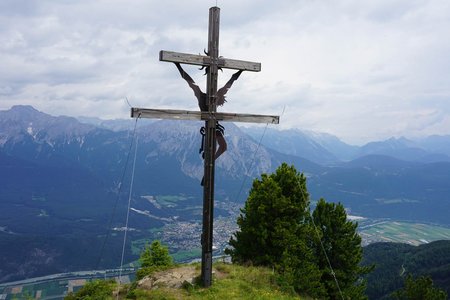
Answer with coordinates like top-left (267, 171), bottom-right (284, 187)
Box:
top-left (140, 240), bottom-right (173, 268)
top-left (64, 279), bottom-right (115, 300)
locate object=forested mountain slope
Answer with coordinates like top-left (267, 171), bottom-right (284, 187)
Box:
top-left (362, 240), bottom-right (450, 299)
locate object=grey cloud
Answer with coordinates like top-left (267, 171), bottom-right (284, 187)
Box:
top-left (0, 0), bottom-right (39, 17)
top-left (1, 0), bottom-right (450, 143)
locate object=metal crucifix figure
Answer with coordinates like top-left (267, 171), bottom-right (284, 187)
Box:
top-left (174, 62), bottom-right (243, 170)
top-left (131, 6), bottom-right (279, 287)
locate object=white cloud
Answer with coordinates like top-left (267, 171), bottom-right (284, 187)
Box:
top-left (1, 0), bottom-right (450, 144)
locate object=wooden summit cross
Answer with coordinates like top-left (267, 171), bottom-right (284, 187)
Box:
top-left (131, 6), bottom-right (279, 287)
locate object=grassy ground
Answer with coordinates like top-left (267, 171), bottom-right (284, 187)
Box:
top-left (129, 263), bottom-right (308, 300)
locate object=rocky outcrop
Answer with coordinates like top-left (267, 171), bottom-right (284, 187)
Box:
top-left (137, 266), bottom-right (199, 289)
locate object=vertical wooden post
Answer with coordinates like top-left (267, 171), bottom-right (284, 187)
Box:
top-left (201, 6), bottom-right (220, 287)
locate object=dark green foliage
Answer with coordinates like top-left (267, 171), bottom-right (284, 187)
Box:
top-left (226, 163), bottom-right (311, 265)
top-left (362, 240), bottom-right (450, 299)
top-left (140, 240), bottom-right (173, 268)
top-left (312, 199), bottom-right (372, 299)
top-left (277, 240), bottom-right (327, 299)
top-left (362, 242), bottom-right (413, 299)
top-left (136, 240), bottom-right (173, 280)
top-left (64, 279), bottom-right (115, 300)
top-left (391, 274), bottom-right (447, 300)
top-left (226, 163), bottom-right (326, 297)
top-left (227, 163), bottom-right (372, 298)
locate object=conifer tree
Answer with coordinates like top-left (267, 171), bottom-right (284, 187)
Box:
top-left (226, 163), bottom-right (326, 297)
top-left (226, 163), bottom-right (310, 264)
top-left (137, 240), bottom-right (173, 280)
top-left (140, 240), bottom-right (173, 267)
top-left (311, 198), bottom-right (371, 299)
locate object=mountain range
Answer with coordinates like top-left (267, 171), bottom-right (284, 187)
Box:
top-left (1, 105), bottom-right (450, 283)
top-left (244, 127), bottom-right (450, 165)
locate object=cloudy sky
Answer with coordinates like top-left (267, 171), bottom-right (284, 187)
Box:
top-left (1, 0), bottom-right (449, 144)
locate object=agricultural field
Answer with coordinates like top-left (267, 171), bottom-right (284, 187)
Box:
top-left (359, 221), bottom-right (450, 246)
top-left (0, 272), bottom-right (134, 300)
top-left (1, 279), bottom-right (77, 299)
top-left (141, 195), bottom-right (193, 209)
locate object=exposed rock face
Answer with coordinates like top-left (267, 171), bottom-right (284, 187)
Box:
top-left (137, 266), bottom-right (199, 289)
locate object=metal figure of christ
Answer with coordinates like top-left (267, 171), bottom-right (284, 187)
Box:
top-left (174, 62), bottom-right (243, 161)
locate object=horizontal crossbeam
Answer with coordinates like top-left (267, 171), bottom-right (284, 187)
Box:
top-left (159, 50), bottom-right (261, 72)
top-left (131, 107), bottom-right (279, 124)
top-left (219, 57), bottom-right (261, 72)
top-left (159, 51), bottom-right (207, 67)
